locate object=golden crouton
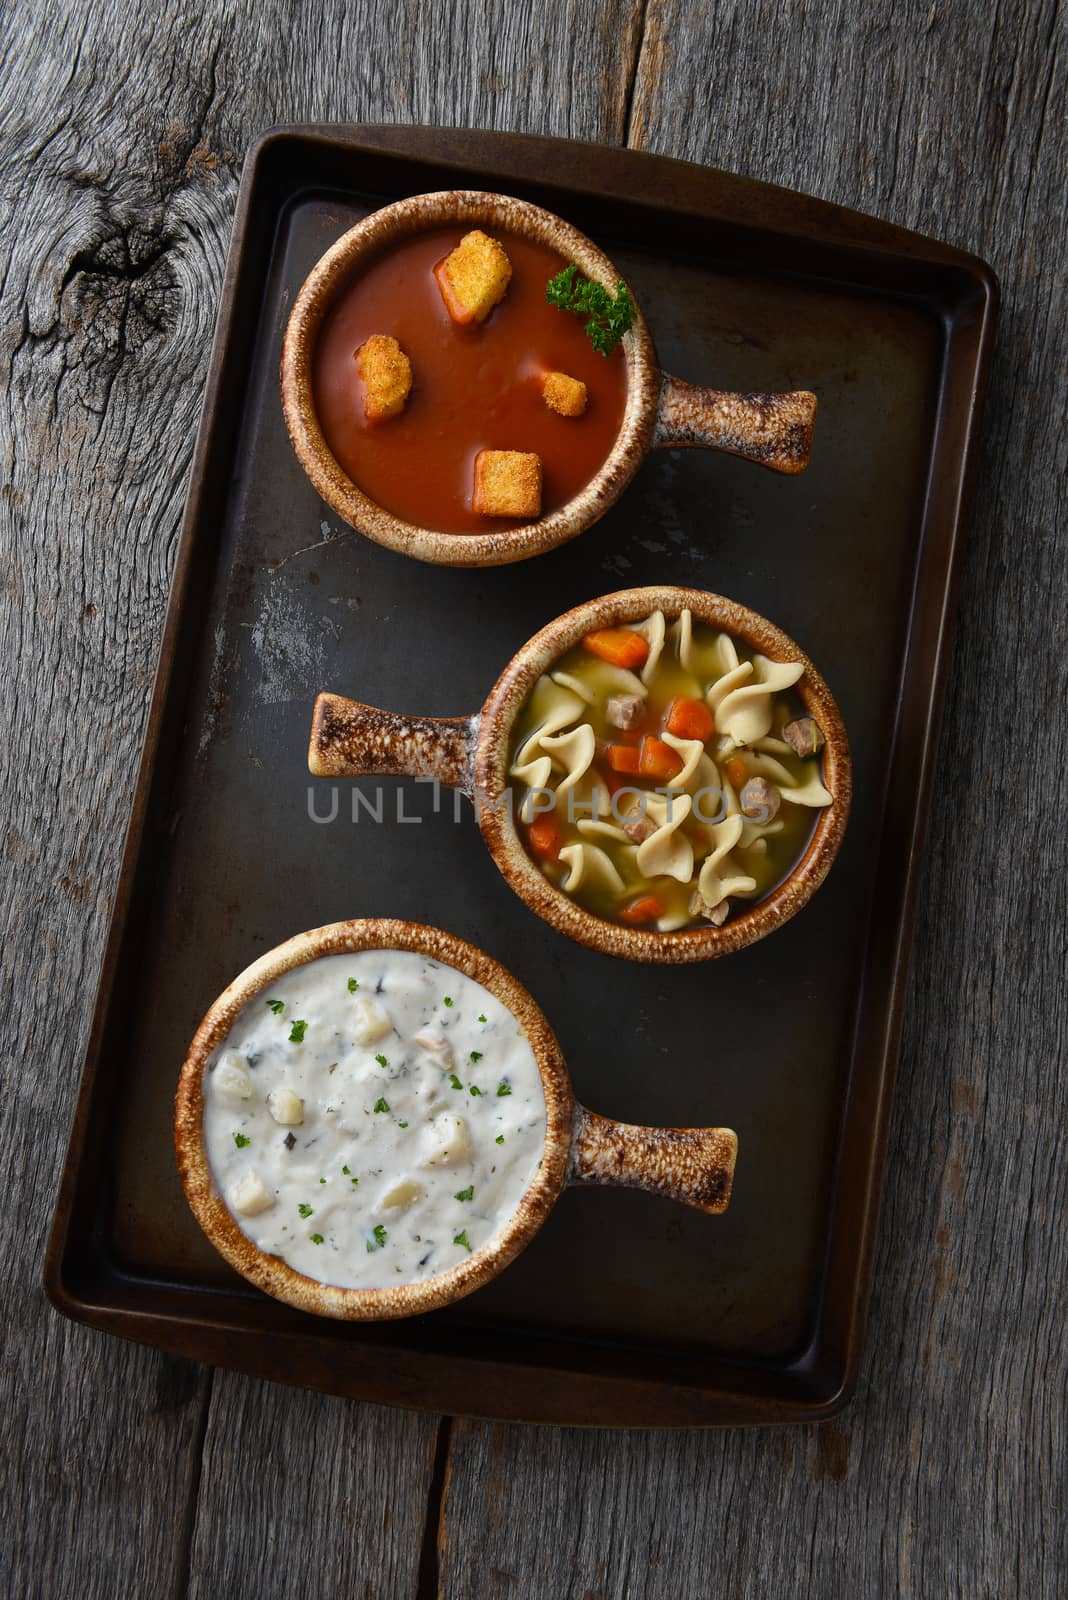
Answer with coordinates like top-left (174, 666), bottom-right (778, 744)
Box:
top-left (355, 334), bottom-right (412, 421)
top-left (543, 370), bottom-right (587, 418)
top-left (472, 450), bottom-right (542, 518)
top-left (435, 230), bottom-right (512, 325)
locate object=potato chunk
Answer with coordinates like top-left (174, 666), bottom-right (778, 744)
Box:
top-left (421, 1114), bottom-right (474, 1168)
top-left (379, 1179), bottom-right (424, 1212)
top-left (351, 996), bottom-right (393, 1045)
top-left (434, 229), bottom-right (512, 324)
top-left (230, 1169), bottom-right (275, 1217)
top-left (543, 370), bottom-right (587, 417)
top-left (355, 334), bottom-right (412, 421)
top-left (266, 1087), bottom-right (304, 1126)
top-left (214, 1052), bottom-right (253, 1101)
top-left (472, 450), bottom-right (542, 518)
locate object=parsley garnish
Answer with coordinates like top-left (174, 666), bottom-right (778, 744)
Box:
top-left (342, 1165), bottom-right (351, 1175)
top-left (288, 1019), bottom-right (307, 1043)
top-left (373, 1097), bottom-right (389, 1114)
top-left (454, 1186), bottom-right (474, 1202)
top-left (496, 1080), bottom-right (512, 1097)
top-left (443, 996), bottom-right (454, 1007)
top-left (309, 1233), bottom-right (324, 1245)
top-left (469, 1085), bottom-right (483, 1097)
top-left (495, 1134), bottom-right (505, 1145)
top-left (374, 1053), bottom-right (388, 1068)
top-left (233, 1132), bottom-right (250, 1148)
top-left (319, 1176), bottom-right (326, 1184)
top-left (448, 1073), bottom-right (463, 1090)
top-left (545, 264), bottom-right (636, 356)
top-left (367, 1224), bottom-right (388, 1252)
top-left (470, 1050), bottom-right (483, 1063)
top-left (478, 1013), bottom-right (487, 1023)
top-left (453, 1230), bottom-right (472, 1252)
top-left (347, 977), bottom-right (359, 993)
top-left (399, 1120), bottom-right (409, 1129)
top-left (265, 999), bottom-right (284, 1014)
top-left (298, 1203), bottom-right (313, 1218)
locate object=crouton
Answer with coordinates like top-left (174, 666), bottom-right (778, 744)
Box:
top-left (472, 450), bottom-right (542, 518)
top-left (543, 370), bottom-right (587, 417)
top-left (435, 230), bottom-right (512, 324)
top-left (355, 334), bottom-right (412, 421)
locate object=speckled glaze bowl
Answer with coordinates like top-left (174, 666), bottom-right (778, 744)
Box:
top-left (308, 587), bottom-right (851, 963)
top-left (280, 191), bottom-right (817, 567)
top-left (175, 919), bottom-right (737, 1320)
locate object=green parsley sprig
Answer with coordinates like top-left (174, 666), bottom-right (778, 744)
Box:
top-left (545, 265), bottom-right (636, 357)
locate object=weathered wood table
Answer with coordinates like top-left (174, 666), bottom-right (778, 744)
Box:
top-left (2, 1), bottom-right (1064, 1594)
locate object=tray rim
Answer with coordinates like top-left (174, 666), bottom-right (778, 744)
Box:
top-left (44, 122), bottom-right (999, 1429)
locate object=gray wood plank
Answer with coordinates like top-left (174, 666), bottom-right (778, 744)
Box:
top-left (0, 0), bottom-right (640, 1595)
top-left (187, 1379), bottom-right (444, 1600)
top-left (438, 2), bottom-right (1068, 1597)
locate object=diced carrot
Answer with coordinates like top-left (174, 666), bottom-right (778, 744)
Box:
top-left (527, 813), bottom-right (562, 860)
top-left (638, 736), bottom-right (684, 782)
top-left (606, 744), bottom-right (641, 775)
top-left (582, 627), bottom-right (650, 670)
top-left (665, 695), bottom-right (714, 742)
top-left (725, 756), bottom-right (748, 791)
top-left (619, 894), bottom-right (664, 925)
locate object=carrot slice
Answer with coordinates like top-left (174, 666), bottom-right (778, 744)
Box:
top-left (619, 894), bottom-right (664, 925)
top-left (665, 695), bottom-right (714, 742)
top-left (638, 735), bottom-right (684, 782)
top-left (527, 813), bottom-right (562, 860)
top-left (606, 744), bottom-right (641, 775)
top-left (725, 756), bottom-right (748, 792)
top-left (582, 627), bottom-right (650, 670)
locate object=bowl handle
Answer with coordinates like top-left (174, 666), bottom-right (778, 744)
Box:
top-left (308, 692), bottom-right (478, 799)
top-left (567, 1104), bottom-right (737, 1215)
top-left (654, 373), bottom-right (817, 475)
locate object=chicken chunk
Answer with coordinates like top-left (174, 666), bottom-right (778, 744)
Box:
top-left (740, 776), bottom-right (782, 822)
top-left (606, 694), bottom-right (644, 731)
top-left (782, 716), bottom-right (826, 758)
top-left (689, 889), bottom-right (730, 926)
top-left (621, 808), bottom-right (657, 843)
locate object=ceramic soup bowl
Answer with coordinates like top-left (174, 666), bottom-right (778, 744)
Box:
top-left (281, 191), bottom-right (817, 567)
top-left (175, 919), bottom-right (737, 1320)
top-left (308, 586), bottom-right (851, 963)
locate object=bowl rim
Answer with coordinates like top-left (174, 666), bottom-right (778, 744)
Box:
top-left (174, 918), bottom-right (574, 1320)
top-left (279, 188), bottom-right (661, 567)
top-left (473, 585), bottom-right (852, 963)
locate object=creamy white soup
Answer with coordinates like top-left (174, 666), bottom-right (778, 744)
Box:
top-left (203, 949), bottom-right (547, 1289)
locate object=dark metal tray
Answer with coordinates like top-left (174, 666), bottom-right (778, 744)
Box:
top-left (45, 125), bottom-right (997, 1426)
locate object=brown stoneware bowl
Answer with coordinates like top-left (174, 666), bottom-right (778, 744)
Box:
top-left (308, 586), bottom-right (851, 963)
top-left (175, 919), bottom-right (737, 1320)
top-left (280, 191), bottom-right (817, 567)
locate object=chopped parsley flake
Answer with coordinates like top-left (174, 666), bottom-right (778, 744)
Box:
top-left (367, 1224), bottom-right (388, 1252)
top-left (399, 1120), bottom-right (409, 1129)
top-left (319, 1177), bottom-right (326, 1184)
top-left (469, 1085), bottom-right (483, 1097)
top-left (470, 1050), bottom-right (483, 1063)
top-left (496, 1080), bottom-right (512, 1097)
top-left (374, 1053), bottom-right (388, 1068)
top-left (454, 1186), bottom-right (474, 1202)
top-left (495, 1134), bottom-right (505, 1144)
top-left (298, 1203), bottom-right (313, 1218)
top-left (443, 996), bottom-right (454, 1007)
top-left (309, 1233), bottom-right (324, 1245)
top-left (478, 1013), bottom-right (487, 1023)
top-left (453, 1230), bottom-right (472, 1252)
top-left (351, 1177), bottom-right (359, 1185)
top-left (448, 1073), bottom-right (463, 1090)
top-left (342, 1165), bottom-right (351, 1175)
top-left (347, 977), bottom-right (359, 993)
top-left (289, 1019), bottom-right (308, 1043)
top-left (232, 1132), bottom-right (250, 1148)
top-left (373, 1097), bottom-right (389, 1114)
top-left (265, 999), bottom-right (285, 1014)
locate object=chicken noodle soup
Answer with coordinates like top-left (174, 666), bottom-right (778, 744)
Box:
top-left (507, 609), bottom-right (833, 931)
top-left (203, 950), bottom-right (547, 1288)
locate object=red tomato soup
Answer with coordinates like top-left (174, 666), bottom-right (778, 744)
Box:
top-left (312, 227), bottom-right (629, 534)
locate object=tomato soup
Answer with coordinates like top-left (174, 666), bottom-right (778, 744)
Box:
top-left (312, 227), bottom-right (629, 534)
